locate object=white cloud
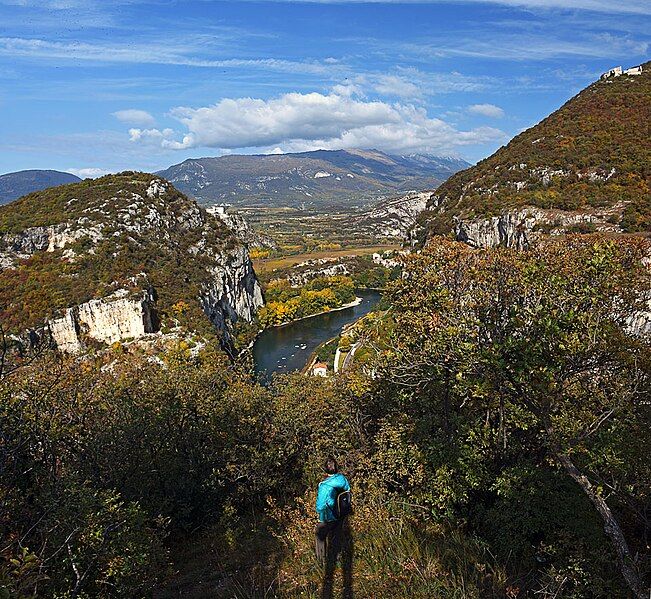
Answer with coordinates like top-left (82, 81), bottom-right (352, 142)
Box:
top-left (129, 90), bottom-right (507, 155)
top-left (372, 74), bottom-right (422, 99)
top-left (468, 103), bottom-right (505, 118)
top-left (128, 127), bottom-right (177, 144)
top-left (0, 37), bottom-right (343, 76)
top-left (66, 167), bottom-right (111, 178)
top-left (225, 0), bottom-right (650, 15)
top-left (112, 109), bottom-right (155, 126)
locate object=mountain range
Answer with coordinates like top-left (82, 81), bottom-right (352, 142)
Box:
top-left (156, 149), bottom-right (469, 208)
top-left (0, 170), bottom-right (81, 205)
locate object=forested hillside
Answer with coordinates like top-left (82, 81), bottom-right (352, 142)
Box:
top-left (0, 173), bottom-right (262, 350)
top-left (2, 235), bottom-right (649, 598)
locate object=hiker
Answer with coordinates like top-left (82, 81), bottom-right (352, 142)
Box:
top-left (315, 456), bottom-right (352, 562)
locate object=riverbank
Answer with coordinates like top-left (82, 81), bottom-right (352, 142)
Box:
top-left (253, 290), bottom-right (381, 381)
top-left (239, 296), bottom-right (365, 358)
top-left (268, 296), bottom-right (363, 329)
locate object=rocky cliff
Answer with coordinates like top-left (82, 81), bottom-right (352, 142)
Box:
top-left (48, 289), bottom-right (158, 353)
top-left (0, 173), bottom-right (263, 352)
top-left (453, 204), bottom-right (622, 249)
top-left (416, 62), bottom-right (650, 247)
top-left (350, 191), bottom-right (433, 241)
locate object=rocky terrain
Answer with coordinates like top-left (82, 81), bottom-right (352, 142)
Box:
top-left (416, 62), bottom-right (650, 247)
top-left (0, 173), bottom-right (263, 352)
top-left (350, 191), bottom-right (433, 240)
top-left (157, 149), bottom-right (469, 208)
top-left (207, 205), bottom-right (278, 250)
top-left (0, 169), bottom-right (81, 205)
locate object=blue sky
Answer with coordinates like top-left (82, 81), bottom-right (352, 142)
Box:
top-left (0, 0), bottom-right (648, 177)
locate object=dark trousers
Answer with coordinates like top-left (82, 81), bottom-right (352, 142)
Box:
top-left (315, 518), bottom-right (353, 598)
top-left (315, 519), bottom-right (343, 562)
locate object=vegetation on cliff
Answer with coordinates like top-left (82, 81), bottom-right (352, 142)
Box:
top-left (0, 173), bottom-right (257, 344)
top-left (1, 235), bottom-right (649, 598)
top-left (418, 62), bottom-right (651, 240)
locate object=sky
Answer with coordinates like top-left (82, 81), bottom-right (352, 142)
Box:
top-left (0, 0), bottom-right (648, 177)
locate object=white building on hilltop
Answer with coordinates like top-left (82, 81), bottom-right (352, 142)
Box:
top-left (206, 204), bottom-right (230, 217)
top-left (601, 66), bottom-right (623, 79)
top-left (624, 65), bottom-right (643, 76)
top-left (601, 65), bottom-right (643, 80)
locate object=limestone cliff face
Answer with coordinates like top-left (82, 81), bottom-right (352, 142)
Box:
top-left (199, 245), bottom-right (264, 330)
top-left (627, 304), bottom-right (651, 337)
top-left (351, 191), bottom-right (433, 240)
top-left (0, 173), bottom-right (264, 352)
top-left (48, 289), bottom-right (158, 353)
top-left (453, 205), bottom-right (622, 249)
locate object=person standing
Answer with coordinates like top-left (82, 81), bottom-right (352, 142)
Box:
top-left (315, 457), bottom-right (351, 562)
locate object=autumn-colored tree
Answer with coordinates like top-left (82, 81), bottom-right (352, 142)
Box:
top-left (382, 236), bottom-right (650, 597)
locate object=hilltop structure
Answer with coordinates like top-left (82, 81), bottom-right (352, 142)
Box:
top-left (601, 64), bottom-right (643, 79)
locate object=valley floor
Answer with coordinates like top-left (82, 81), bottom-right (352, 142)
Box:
top-left (253, 245), bottom-right (400, 275)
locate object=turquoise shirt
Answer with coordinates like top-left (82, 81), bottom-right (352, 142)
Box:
top-left (316, 473), bottom-right (351, 522)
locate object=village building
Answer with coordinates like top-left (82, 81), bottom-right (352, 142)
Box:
top-left (206, 204), bottom-right (231, 216)
top-left (601, 66), bottom-right (623, 79)
top-left (624, 65), bottom-right (643, 76)
top-left (312, 362), bottom-right (328, 377)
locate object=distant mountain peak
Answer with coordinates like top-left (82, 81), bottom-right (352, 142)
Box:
top-left (0, 169), bottom-right (82, 205)
top-left (156, 149), bottom-right (470, 208)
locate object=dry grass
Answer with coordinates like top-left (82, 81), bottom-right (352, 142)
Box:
top-left (155, 493), bottom-right (509, 599)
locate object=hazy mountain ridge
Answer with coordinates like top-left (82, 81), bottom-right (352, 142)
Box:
top-left (0, 169), bottom-right (82, 205)
top-left (417, 62), bottom-right (650, 247)
top-left (157, 149), bottom-right (469, 208)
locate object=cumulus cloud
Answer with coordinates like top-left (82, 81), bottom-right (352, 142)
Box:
top-left (468, 103), bottom-right (505, 118)
top-left (66, 167), bottom-right (111, 178)
top-left (372, 74), bottom-right (422, 99)
top-left (128, 127), bottom-right (176, 144)
top-left (128, 90), bottom-right (507, 155)
top-left (112, 109), bottom-right (155, 126)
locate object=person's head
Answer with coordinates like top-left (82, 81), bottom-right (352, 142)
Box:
top-left (324, 456), bottom-right (338, 475)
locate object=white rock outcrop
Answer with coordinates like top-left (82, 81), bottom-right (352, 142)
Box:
top-left (48, 289), bottom-right (158, 353)
top-left (454, 206), bottom-right (622, 249)
top-left (352, 191), bottom-right (433, 240)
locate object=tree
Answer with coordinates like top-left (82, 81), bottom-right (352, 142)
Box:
top-left (384, 236), bottom-right (650, 597)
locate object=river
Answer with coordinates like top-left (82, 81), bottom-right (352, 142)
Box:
top-left (253, 289), bottom-right (381, 382)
